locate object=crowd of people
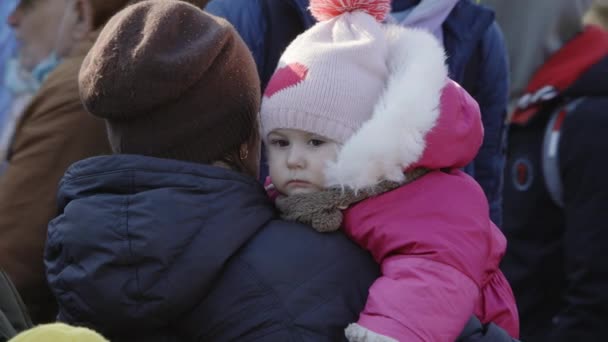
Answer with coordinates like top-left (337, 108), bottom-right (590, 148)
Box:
top-left (0, 0), bottom-right (606, 341)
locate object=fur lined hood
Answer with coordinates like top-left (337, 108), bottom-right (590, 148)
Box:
top-left (325, 25), bottom-right (483, 190)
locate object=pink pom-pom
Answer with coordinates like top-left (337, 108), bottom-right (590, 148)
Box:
top-left (309, 0), bottom-right (391, 22)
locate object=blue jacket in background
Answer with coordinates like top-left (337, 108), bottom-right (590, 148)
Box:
top-left (206, 0), bottom-right (509, 226)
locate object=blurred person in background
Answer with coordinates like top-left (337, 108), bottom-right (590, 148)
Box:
top-left (0, 0), bottom-right (64, 166)
top-left (484, 0), bottom-right (608, 340)
top-left (0, 0), bottom-right (18, 150)
top-left (206, 0), bottom-right (510, 228)
top-left (0, 0), bottom-right (129, 322)
top-left (585, 0), bottom-right (608, 29)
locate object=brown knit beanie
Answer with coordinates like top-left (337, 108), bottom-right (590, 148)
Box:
top-left (79, 0), bottom-right (261, 165)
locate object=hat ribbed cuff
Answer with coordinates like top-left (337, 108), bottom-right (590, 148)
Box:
top-left (261, 107), bottom-right (358, 145)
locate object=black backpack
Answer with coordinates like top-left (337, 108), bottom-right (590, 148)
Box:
top-left (541, 97), bottom-right (587, 207)
top-left (0, 270), bottom-right (32, 342)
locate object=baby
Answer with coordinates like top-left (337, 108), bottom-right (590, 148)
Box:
top-left (261, 0), bottom-right (519, 341)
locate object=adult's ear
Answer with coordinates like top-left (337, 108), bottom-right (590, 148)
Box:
top-left (72, 0), bottom-right (95, 41)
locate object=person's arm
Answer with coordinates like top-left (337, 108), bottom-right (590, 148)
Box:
top-left (545, 99), bottom-right (608, 341)
top-left (0, 72), bottom-right (109, 310)
top-left (349, 256), bottom-right (479, 342)
top-left (471, 22), bottom-right (509, 227)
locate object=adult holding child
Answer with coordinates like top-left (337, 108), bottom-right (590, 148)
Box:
top-left (45, 0), bottom-right (518, 340)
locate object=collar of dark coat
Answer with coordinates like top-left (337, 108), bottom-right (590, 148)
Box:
top-left (59, 154), bottom-right (269, 207)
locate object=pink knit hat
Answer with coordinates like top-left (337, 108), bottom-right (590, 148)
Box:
top-left (260, 0), bottom-right (392, 144)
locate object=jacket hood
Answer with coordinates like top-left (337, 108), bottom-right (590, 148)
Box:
top-left (511, 26), bottom-right (608, 124)
top-left (325, 25), bottom-right (483, 190)
top-left (45, 155), bottom-right (274, 336)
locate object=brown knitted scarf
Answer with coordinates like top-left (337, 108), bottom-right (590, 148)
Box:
top-left (275, 168), bottom-right (430, 233)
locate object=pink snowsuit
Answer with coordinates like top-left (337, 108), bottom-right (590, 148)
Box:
top-left (261, 19), bottom-right (518, 340)
top-left (338, 80), bottom-right (519, 341)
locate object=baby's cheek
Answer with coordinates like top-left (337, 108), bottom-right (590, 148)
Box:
top-left (266, 153), bottom-right (280, 178)
top-left (267, 154), bottom-right (287, 193)
top-left (316, 147), bottom-right (340, 182)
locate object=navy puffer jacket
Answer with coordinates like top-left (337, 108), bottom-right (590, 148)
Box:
top-left (45, 155), bottom-right (378, 341)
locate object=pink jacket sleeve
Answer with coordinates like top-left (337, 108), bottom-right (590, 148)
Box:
top-left (357, 256), bottom-right (479, 341)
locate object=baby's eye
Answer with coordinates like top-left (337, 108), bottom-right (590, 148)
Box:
top-left (270, 139), bottom-right (289, 147)
top-left (309, 139), bottom-right (326, 147)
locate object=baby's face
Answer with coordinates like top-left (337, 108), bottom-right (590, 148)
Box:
top-left (267, 129), bottom-right (340, 196)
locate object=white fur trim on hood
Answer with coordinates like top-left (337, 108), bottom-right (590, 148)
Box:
top-left (325, 25), bottom-right (448, 190)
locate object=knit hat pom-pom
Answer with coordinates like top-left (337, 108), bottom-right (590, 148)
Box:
top-left (310, 0), bottom-right (391, 22)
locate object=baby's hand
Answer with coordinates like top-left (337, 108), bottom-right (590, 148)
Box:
top-left (345, 323), bottom-right (397, 342)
